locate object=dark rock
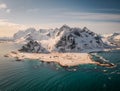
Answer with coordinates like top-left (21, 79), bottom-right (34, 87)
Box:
top-left (19, 40), bottom-right (49, 53)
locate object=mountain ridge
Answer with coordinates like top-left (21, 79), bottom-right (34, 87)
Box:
top-left (12, 25), bottom-right (120, 53)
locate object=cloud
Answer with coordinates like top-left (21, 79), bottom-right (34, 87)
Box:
top-left (93, 8), bottom-right (120, 12)
top-left (27, 8), bottom-right (69, 13)
top-left (0, 19), bottom-right (29, 37)
top-left (51, 11), bottom-right (120, 22)
top-left (0, 3), bottom-right (11, 13)
top-left (6, 9), bottom-right (11, 13)
top-left (27, 8), bottom-right (40, 12)
top-left (0, 19), bottom-right (19, 26)
top-left (26, 8), bottom-right (120, 23)
top-left (26, 7), bottom-right (120, 22)
top-left (0, 8), bottom-right (120, 37)
top-left (0, 3), bottom-right (7, 9)
top-left (0, 18), bottom-right (120, 37)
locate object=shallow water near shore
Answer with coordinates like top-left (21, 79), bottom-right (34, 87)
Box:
top-left (0, 43), bottom-right (120, 91)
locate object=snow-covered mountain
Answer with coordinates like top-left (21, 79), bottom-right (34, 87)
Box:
top-left (53, 25), bottom-right (105, 52)
top-left (13, 28), bottom-right (58, 42)
top-left (102, 33), bottom-right (120, 47)
top-left (13, 25), bottom-right (111, 53)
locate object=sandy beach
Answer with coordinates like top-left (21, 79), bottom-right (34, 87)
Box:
top-left (5, 51), bottom-right (116, 67)
top-left (5, 51), bottom-right (99, 67)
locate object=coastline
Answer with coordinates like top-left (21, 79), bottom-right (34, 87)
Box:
top-left (5, 51), bottom-right (115, 67)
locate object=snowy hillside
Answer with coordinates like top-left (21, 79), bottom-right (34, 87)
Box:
top-left (13, 28), bottom-right (56, 43)
top-left (13, 25), bottom-right (110, 53)
top-left (102, 33), bottom-right (120, 47)
top-left (53, 25), bottom-right (105, 52)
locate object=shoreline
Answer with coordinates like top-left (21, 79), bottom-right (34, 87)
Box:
top-left (5, 51), bottom-right (115, 67)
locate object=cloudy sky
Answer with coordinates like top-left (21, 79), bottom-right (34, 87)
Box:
top-left (0, 0), bottom-right (120, 37)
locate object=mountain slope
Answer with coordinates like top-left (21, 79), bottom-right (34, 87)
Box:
top-left (102, 33), bottom-right (120, 47)
top-left (53, 26), bottom-right (104, 52)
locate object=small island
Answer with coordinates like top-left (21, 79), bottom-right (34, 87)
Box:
top-left (5, 25), bottom-right (117, 68)
top-left (6, 50), bottom-right (116, 67)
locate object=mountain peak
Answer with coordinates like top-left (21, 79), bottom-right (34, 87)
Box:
top-left (113, 33), bottom-right (120, 36)
top-left (83, 27), bottom-right (89, 31)
top-left (60, 24), bottom-right (70, 30)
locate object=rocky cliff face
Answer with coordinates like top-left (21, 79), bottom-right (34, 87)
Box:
top-left (19, 39), bottom-right (49, 53)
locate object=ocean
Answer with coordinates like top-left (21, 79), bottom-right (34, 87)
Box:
top-left (0, 42), bottom-right (120, 91)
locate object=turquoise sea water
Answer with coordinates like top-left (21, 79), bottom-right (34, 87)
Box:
top-left (0, 43), bottom-right (120, 91)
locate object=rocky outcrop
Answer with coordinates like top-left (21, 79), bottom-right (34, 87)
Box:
top-left (19, 40), bottom-right (49, 53)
